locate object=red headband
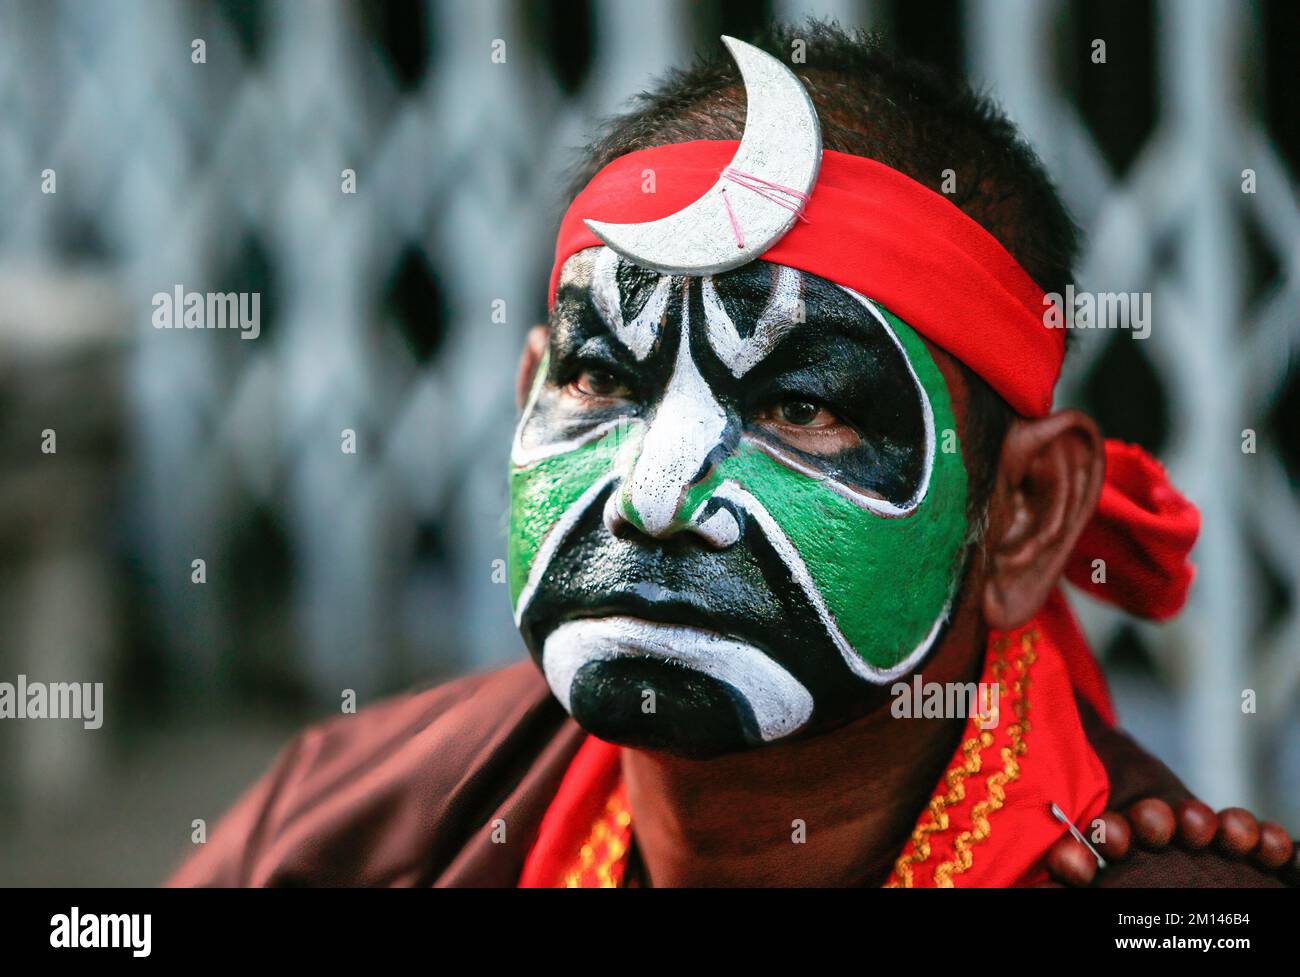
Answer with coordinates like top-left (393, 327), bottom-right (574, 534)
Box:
top-left (550, 140), bottom-right (1063, 417)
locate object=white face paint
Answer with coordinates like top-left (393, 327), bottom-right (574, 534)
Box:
top-left (612, 300), bottom-right (735, 539)
top-left (591, 245), bottom-right (670, 361)
top-left (701, 263), bottom-right (803, 377)
top-left (542, 616), bottom-right (814, 741)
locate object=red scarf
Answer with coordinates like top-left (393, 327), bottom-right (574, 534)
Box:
top-left (520, 621), bottom-right (1108, 888)
top-left (522, 141), bottom-right (1201, 887)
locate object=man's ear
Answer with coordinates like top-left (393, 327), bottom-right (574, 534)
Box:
top-left (982, 409), bottom-right (1105, 630)
top-left (516, 325), bottom-right (549, 409)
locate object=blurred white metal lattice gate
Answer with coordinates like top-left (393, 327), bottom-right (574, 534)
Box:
top-left (0, 0), bottom-right (1295, 827)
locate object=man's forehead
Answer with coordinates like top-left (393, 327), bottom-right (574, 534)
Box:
top-left (557, 245), bottom-right (799, 297)
top-left (553, 247), bottom-right (816, 373)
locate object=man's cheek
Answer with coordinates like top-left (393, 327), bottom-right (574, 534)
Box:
top-left (725, 445), bottom-right (968, 674)
top-left (710, 306), bottom-right (970, 678)
top-left (507, 422), bottom-right (640, 610)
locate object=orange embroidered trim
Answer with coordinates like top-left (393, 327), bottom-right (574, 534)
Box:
top-left (561, 780), bottom-right (633, 888)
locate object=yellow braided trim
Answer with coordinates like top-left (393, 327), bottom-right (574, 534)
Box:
top-left (932, 630), bottom-right (1038, 887)
top-left (886, 636), bottom-right (1013, 888)
top-left (563, 790), bottom-right (631, 888)
top-left (887, 729), bottom-right (992, 887)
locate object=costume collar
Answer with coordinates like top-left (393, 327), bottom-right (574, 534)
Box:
top-left (518, 613), bottom-right (1110, 888)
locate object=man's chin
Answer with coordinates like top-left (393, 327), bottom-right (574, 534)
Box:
top-left (535, 615), bottom-right (817, 759)
top-left (566, 656), bottom-right (763, 759)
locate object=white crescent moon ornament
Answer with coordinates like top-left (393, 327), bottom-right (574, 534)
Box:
top-left (584, 36), bottom-right (822, 276)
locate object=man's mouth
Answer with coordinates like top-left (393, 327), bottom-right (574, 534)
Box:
top-left (540, 615), bottom-right (814, 742)
top-left (548, 585), bottom-right (777, 655)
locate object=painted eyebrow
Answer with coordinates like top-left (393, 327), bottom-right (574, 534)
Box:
top-left (706, 269), bottom-right (904, 383)
top-left (549, 285), bottom-right (630, 358)
top-left (787, 287), bottom-right (891, 349)
top-left (588, 249), bottom-right (669, 360)
top-left (713, 270), bottom-right (880, 333)
top-left (551, 282), bottom-right (592, 312)
top-left (552, 270), bottom-right (657, 361)
top-left (703, 265), bottom-right (804, 378)
top-left (545, 287), bottom-right (603, 360)
top-left (575, 334), bottom-right (621, 359)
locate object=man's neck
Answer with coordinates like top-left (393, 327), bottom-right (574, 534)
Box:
top-left (621, 624), bottom-right (987, 888)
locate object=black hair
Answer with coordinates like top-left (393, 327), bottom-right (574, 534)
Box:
top-left (566, 21), bottom-right (1082, 518)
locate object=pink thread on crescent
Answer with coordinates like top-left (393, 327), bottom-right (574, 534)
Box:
top-left (722, 167), bottom-right (811, 221)
top-left (720, 188), bottom-right (744, 248)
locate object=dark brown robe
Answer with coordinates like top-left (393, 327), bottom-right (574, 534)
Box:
top-left (165, 660), bottom-right (1290, 888)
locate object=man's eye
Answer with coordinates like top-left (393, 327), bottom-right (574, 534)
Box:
top-left (567, 367), bottom-right (630, 400)
top-left (768, 397), bottom-right (837, 428)
top-left (754, 396), bottom-right (862, 455)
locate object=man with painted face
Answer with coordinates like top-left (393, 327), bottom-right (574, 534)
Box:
top-left (515, 246), bottom-right (961, 759)
top-left (169, 25), bottom-right (1295, 889)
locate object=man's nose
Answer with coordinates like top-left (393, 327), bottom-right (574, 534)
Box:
top-left (601, 333), bottom-right (740, 548)
top-left (602, 483), bottom-right (740, 549)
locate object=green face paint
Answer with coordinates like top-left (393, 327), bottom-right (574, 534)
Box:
top-left (508, 423), bottom-right (631, 607)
